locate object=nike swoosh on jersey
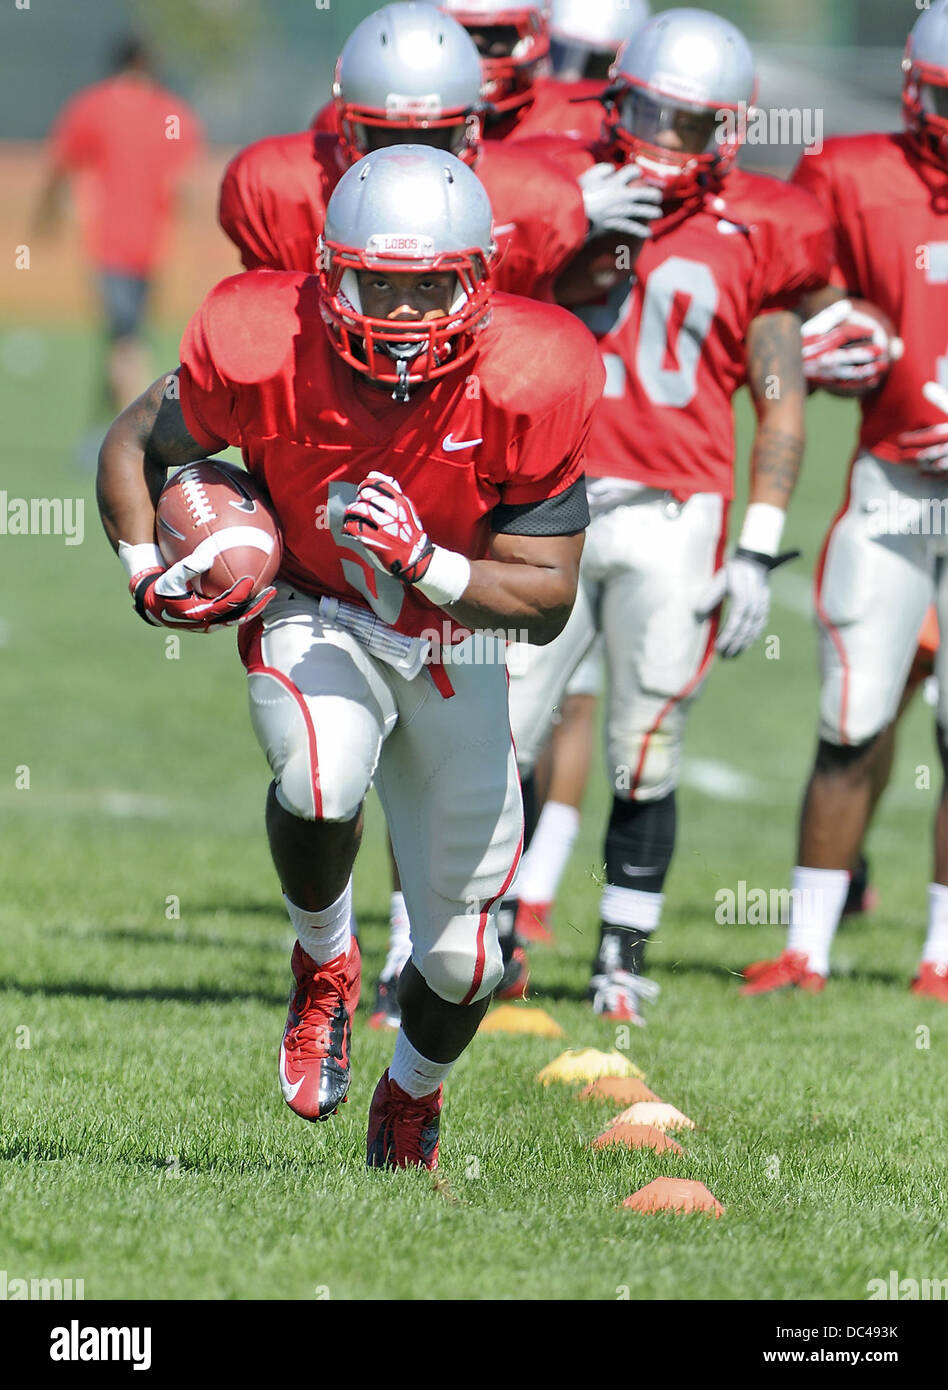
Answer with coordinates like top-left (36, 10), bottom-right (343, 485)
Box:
top-left (493, 222), bottom-right (517, 235)
top-left (442, 433), bottom-right (484, 452)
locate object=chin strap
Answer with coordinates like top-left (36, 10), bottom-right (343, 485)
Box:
top-left (392, 355), bottom-right (412, 403)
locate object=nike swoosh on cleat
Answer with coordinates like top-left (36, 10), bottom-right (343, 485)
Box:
top-left (278, 1044), bottom-right (304, 1102)
top-left (442, 433), bottom-right (484, 452)
top-left (621, 863), bottom-right (662, 877)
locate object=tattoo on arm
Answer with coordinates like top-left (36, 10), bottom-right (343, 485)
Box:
top-left (746, 312), bottom-right (806, 505)
top-left (751, 425), bottom-right (803, 503)
top-left (129, 371), bottom-right (212, 471)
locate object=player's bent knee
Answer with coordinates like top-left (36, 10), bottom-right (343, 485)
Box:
top-left (813, 732), bottom-right (884, 775)
top-left (417, 926), bottom-right (504, 1006)
top-left (249, 675), bottom-right (371, 822)
top-left (609, 727), bottom-right (680, 803)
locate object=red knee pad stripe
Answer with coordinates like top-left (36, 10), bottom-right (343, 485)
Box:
top-left (240, 617), bottom-right (322, 819)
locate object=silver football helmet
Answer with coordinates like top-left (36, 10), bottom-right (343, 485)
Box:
top-left (440, 0), bottom-right (551, 113)
top-left (333, 3), bottom-right (483, 163)
top-left (549, 0), bottom-right (649, 81)
top-left (318, 145), bottom-right (495, 399)
top-left (609, 7), bottom-right (756, 197)
top-left (903, 0), bottom-right (948, 166)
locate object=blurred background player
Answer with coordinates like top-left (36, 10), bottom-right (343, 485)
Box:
top-left (504, 7), bottom-right (834, 1021)
top-left (98, 145), bottom-right (603, 1168)
top-left (32, 34), bottom-right (202, 429)
top-left (513, 638), bottom-right (602, 945)
top-left (311, 1), bottom-right (646, 145)
top-left (549, 0), bottom-right (650, 83)
top-left (220, 4), bottom-right (588, 303)
top-left (742, 2), bottom-right (948, 1003)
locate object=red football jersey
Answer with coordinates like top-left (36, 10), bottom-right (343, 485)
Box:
top-left (485, 76), bottom-right (610, 144)
top-left (791, 133), bottom-right (948, 465)
top-left (48, 73), bottom-right (202, 274)
top-left (218, 130), bottom-right (586, 301)
top-left (522, 138), bottom-right (832, 497)
top-left (177, 273), bottom-right (604, 642)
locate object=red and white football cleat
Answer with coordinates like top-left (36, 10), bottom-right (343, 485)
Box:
top-left (514, 899), bottom-right (554, 945)
top-left (740, 949), bottom-right (826, 996)
top-left (588, 968), bottom-right (659, 1025)
top-left (910, 960), bottom-right (948, 1002)
top-left (495, 944), bottom-right (530, 1000)
top-left (367, 973), bottom-right (402, 1031)
top-left (279, 938), bottom-right (361, 1121)
top-left (366, 1070), bottom-right (442, 1170)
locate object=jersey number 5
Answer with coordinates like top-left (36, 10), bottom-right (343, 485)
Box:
top-left (327, 480), bottom-right (405, 625)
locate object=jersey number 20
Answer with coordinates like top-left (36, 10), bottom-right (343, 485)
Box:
top-left (602, 256), bottom-right (719, 408)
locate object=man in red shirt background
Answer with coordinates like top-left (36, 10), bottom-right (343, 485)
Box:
top-left (33, 35), bottom-right (202, 418)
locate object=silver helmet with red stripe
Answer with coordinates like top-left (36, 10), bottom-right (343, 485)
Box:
top-left (318, 145), bottom-right (495, 398)
top-left (903, 0), bottom-right (948, 166)
top-left (333, 3), bottom-right (483, 164)
top-left (549, 0), bottom-right (649, 81)
top-left (609, 7), bottom-right (756, 198)
top-left (440, 0), bottom-right (551, 113)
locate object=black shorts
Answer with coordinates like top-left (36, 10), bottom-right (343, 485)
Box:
top-left (98, 271), bottom-right (150, 340)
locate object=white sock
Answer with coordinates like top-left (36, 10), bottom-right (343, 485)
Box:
top-left (921, 882), bottom-right (948, 967)
top-left (383, 891), bottom-right (412, 981)
top-left (389, 1028), bottom-right (453, 1099)
top-left (284, 879), bottom-right (352, 964)
top-left (785, 866), bottom-right (850, 977)
top-left (600, 883), bottom-right (663, 933)
top-left (515, 802), bottom-right (581, 903)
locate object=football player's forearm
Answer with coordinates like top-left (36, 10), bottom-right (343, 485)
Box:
top-left (748, 417), bottom-right (804, 510)
top-left (798, 282), bottom-right (848, 322)
top-left (97, 371), bottom-right (209, 551)
top-left (444, 558), bottom-right (577, 646)
top-left (747, 312), bottom-right (806, 509)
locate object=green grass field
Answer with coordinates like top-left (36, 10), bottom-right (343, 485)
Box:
top-left (0, 324), bottom-right (945, 1301)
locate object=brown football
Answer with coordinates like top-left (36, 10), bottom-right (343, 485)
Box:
top-left (155, 459), bottom-right (282, 600)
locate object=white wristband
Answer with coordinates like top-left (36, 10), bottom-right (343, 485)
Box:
top-left (415, 545), bottom-right (471, 608)
top-left (118, 540), bottom-right (164, 582)
top-left (738, 503), bottom-right (786, 558)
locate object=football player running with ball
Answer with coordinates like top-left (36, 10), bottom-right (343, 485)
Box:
top-left (504, 7), bottom-right (834, 1023)
top-left (97, 146), bottom-right (603, 1169)
top-left (742, 1), bottom-right (948, 1002)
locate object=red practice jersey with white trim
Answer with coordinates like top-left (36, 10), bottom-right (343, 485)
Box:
top-left (177, 272), bottom-right (604, 642)
top-left (218, 130), bottom-right (587, 301)
top-left (792, 132), bottom-right (948, 466)
top-left (524, 137), bottom-right (833, 498)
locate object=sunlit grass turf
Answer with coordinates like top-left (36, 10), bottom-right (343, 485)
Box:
top-left (0, 326), bottom-right (946, 1300)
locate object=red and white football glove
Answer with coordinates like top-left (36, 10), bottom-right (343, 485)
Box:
top-left (896, 380), bottom-right (948, 473)
top-left (342, 472), bottom-right (471, 609)
top-left (121, 543), bottom-right (275, 632)
top-left (342, 472), bottom-right (435, 584)
top-left (800, 299), bottom-right (901, 394)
